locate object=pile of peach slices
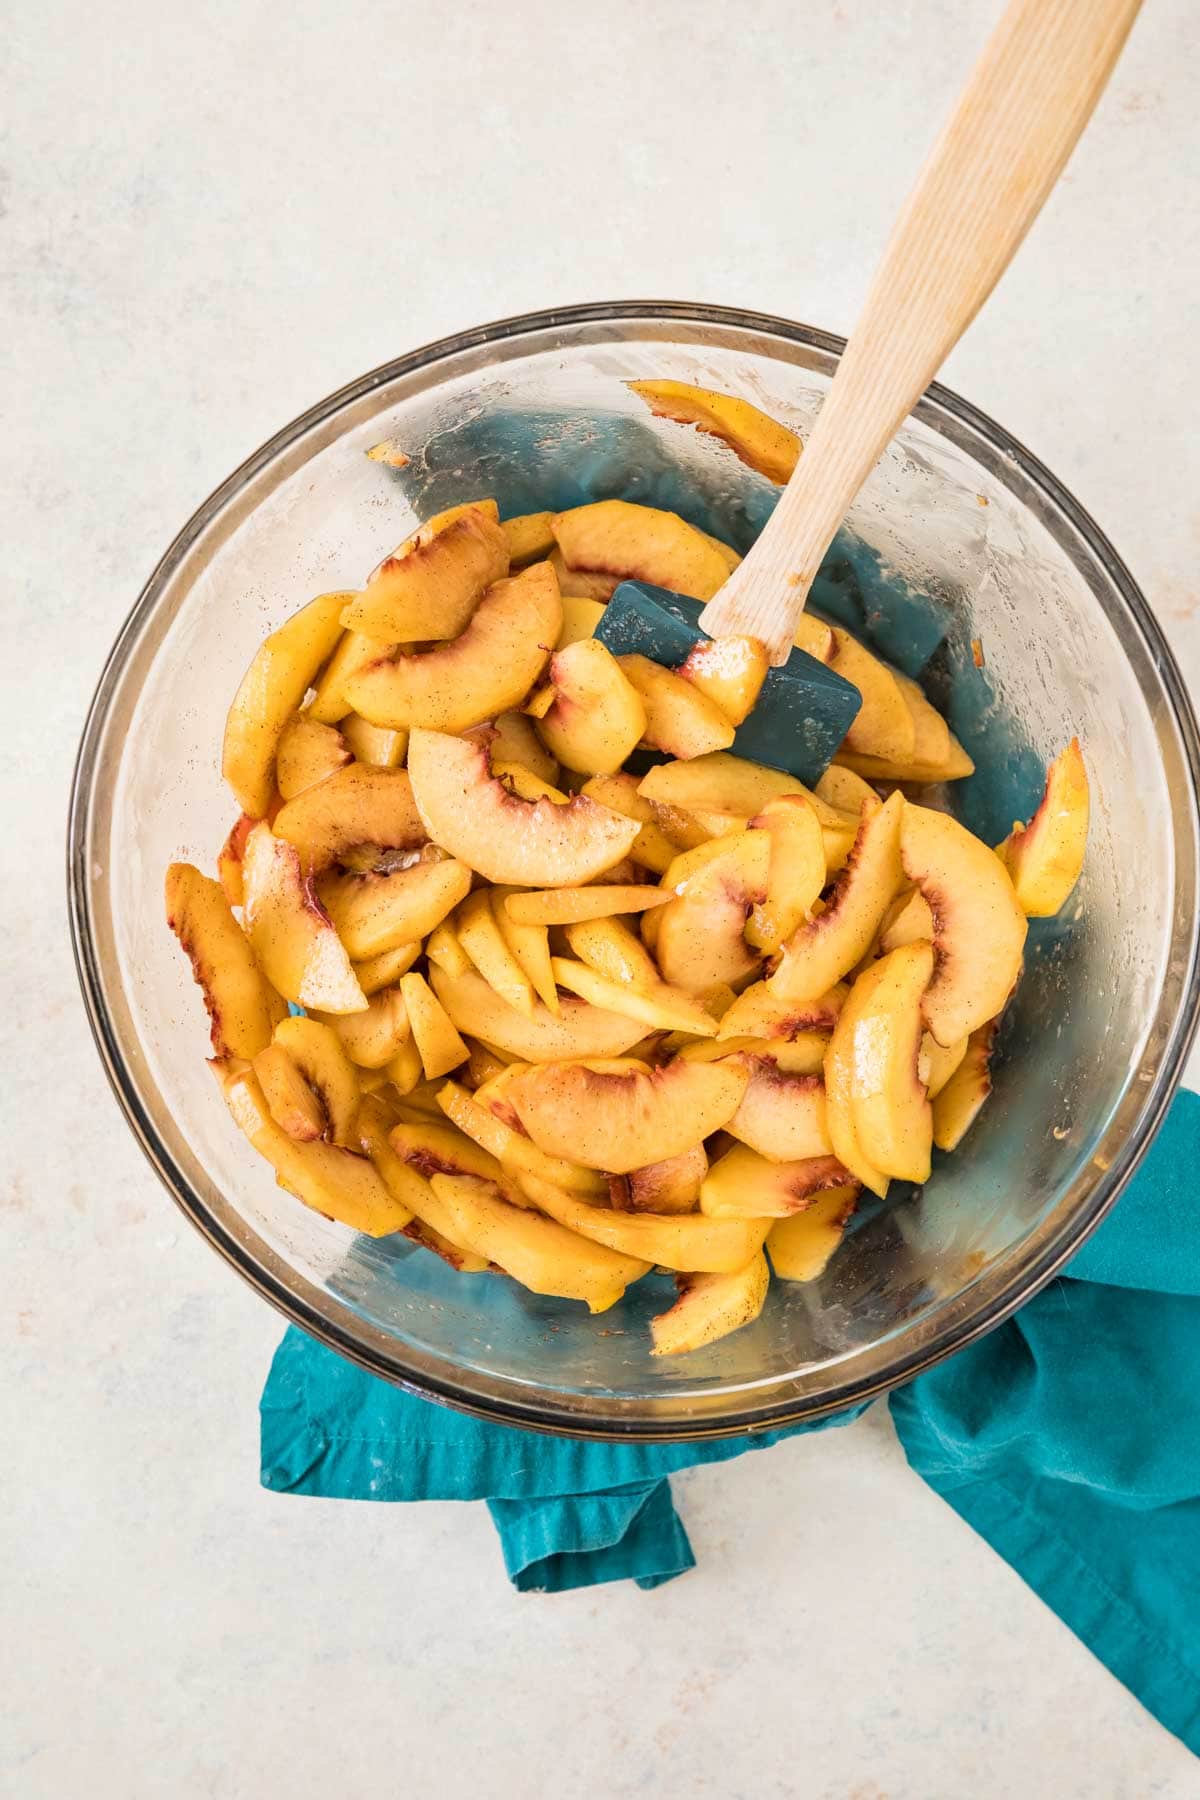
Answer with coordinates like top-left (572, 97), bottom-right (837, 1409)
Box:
top-left (166, 383), bottom-right (1090, 1358)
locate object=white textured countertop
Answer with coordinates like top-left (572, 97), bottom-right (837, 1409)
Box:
top-left (6, 1), bottom-right (1199, 1793)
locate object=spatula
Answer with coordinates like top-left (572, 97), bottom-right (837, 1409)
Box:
top-left (598, 0), bottom-right (1141, 782)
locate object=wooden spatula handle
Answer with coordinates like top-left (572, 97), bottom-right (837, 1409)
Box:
top-left (699, 0), bottom-right (1142, 663)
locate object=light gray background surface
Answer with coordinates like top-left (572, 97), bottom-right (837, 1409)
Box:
top-left (5, 1), bottom-right (1199, 1794)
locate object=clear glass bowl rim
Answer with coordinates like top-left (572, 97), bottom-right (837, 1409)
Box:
top-left (68, 300), bottom-right (1200, 1441)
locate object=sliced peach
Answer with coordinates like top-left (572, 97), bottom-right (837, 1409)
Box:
top-left (563, 916), bottom-right (660, 991)
top-left (272, 764), bottom-right (425, 871)
top-left (636, 753), bottom-right (855, 868)
top-left (627, 380), bottom-right (800, 484)
top-left (618, 654), bottom-right (735, 759)
top-left (493, 762), bottom-right (569, 803)
top-left (463, 1040), bottom-right (510, 1090)
top-left (391, 498), bottom-right (500, 553)
top-left (901, 803), bottom-right (1027, 1045)
top-left (406, 729), bottom-right (639, 887)
top-left (828, 628), bottom-right (916, 764)
top-left (677, 635), bottom-right (770, 727)
top-left (537, 638), bottom-right (647, 776)
top-left (318, 857), bottom-right (471, 959)
top-left (216, 812), bottom-right (256, 909)
top-left (472, 709), bottom-right (560, 786)
top-left (430, 967), bottom-right (648, 1063)
top-left (823, 1018), bottom-right (890, 1200)
top-left (340, 713), bottom-right (407, 770)
top-left (253, 1044), bottom-right (325, 1142)
top-left (354, 1094), bottom-right (428, 1224)
top-left (551, 499), bottom-right (731, 602)
top-left (548, 547), bottom-right (618, 602)
top-left (932, 1022), bottom-right (995, 1150)
top-left (310, 984), bottom-right (410, 1069)
top-left (385, 1035), bottom-right (425, 1096)
top-left (680, 1033), bottom-right (827, 1075)
top-left (815, 763), bottom-right (876, 814)
top-left (438, 1078), bottom-right (605, 1196)
top-left (351, 940), bottom-right (422, 995)
top-left (792, 613), bottom-right (837, 663)
top-left (921, 1031), bottom-right (969, 1099)
top-left (261, 1015), bottom-right (362, 1145)
top-left (998, 738), bottom-right (1089, 917)
top-left (834, 743), bottom-right (977, 783)
top-left (770, 794), bottom-right (905, 1003)
top-left (556, 594), bottom-right (607, 648)
top-left (428, 1173), bottom-right (649, 1312)
top-left (746, 794), bottom-right (826, 954)
top-left (222, 592), bottom-right (349, 817)
top-left (579, 774), bottom-right (677, 874)
top-left (894, 672), bottom-right (955, 768)
top-left (700, 1142), bottom-right (852, 1218)
top-left (490, 889), bottom-right (558, 1013)
top-left (216, 1061), bottom-right (407, 1236)
top-left (767, 1188), bottom-right (858, 1282)
top-left (878, 890), bottom-right (933, 954)
top-left (717, 978), bottom-right (845, 1041)
top-left (306, 630), bottom-right (394, 727)
top-left (240, 825), bottom-right (367, 1014)
top-left (518, 1173), bottom-right (770, 1274)
top-left (387, 1117), bottom-right (516, 1195)
top-left (505, 1056), bottom-right (748, 1174)
top-left (650, 1252), bottom-right (769, 1356)
top-left (610, 1143), bottom-right (707, 1214)
top-left (342, 506), bottom-right (509, 641)
top-left (344, 561), bottom-right (562, 734)
top-left (504, 884), bottom-right (668, 927)
top-left (833, 944), bottom-right (933, 1183)
top-left (725, 1063), bottom-right (831, 1163)
top-left (275, 714), bottom-right (352, 800)
top-left (550, 957), bottom-right (719, 1037)
top-left (502, 510), bottom-right (556, 568)
top-left (455, 888), bottom-right (535, 1017)
top-left (399, 970), bottom-right (469, 1079)
top-left (165, 862), bottom-right (286, 1058)
top-left (655, 828), bottom-right (770, 995)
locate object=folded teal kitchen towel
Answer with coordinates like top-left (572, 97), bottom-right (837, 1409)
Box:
top-left (260, 1090), bottom-right (1200, 1751)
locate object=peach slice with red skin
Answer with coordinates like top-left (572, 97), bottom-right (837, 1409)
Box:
top-left (240, 824), bottom-right (367, 1014)
top-left (318, 856), bottom-right (471, 960)
top-left (627, 380), bottom-right (800, 485)
top-left (932, 1022), bottom-right (996, 1150)
top-left (830, 943), bottom-right (934, 1184)
top-left (725, 1063), bottom-right (832, 1163)
top-left (609, 1143), bottom-right (707, 1214)
top-left (537, 638), bottom-right (647, 776)
top-left (438, 1078), bottom-right (606, 1198)
top-left (998, 739), bottom-right (1089, 917)
top-left (387, 1117), bottom-right (519, 1198)
top-left (165, 862), bottom-right (286, 1058)
top-left (217, 812), bottom-right (257, 909)
top-left (700, 1142), bottom-right (853, 1219)
top-left (548, 548), bottom-right (618, 602)
top-left (717, 979), bottom-right (846, 1041)
top-left (518, 1172), bottom-right (770, 1275)
top-left (430, 967), bottom-right (649, 1064)
top-left (272, 765), bottom-right (426, 872)
top-left (650, 1252), bottom-right (770, 1356)
top-left (341, 506), bottom-right (509, 642)
top-left (254, 1015), bottom-right (362, 1146)
top-left (767, 1188), bottom-right (858, 1282)
top-left (901, 803), bottom-right (1027, 1046)
top-left (551, 499), bottom-right (732, 602)
top-left (655, 828), bottom-right (771, 996)
top-left (221, 591), bottom-right (349, 818)
top-left (679, 1033), bottom-right (827, 1075)
top-left (428, 1173), bottom-right (650, 1312)
top-left (505, 1056), bottom-right (749, 1174)
top-left (770, 793), bottom-right (905, 1004)
top-left (407, 730), bottom-right (639, 888)
top-left (215, 1061), bottom-right (408, 1237)
top-left (464, 710), bottom-right (560, 787)
top-left (344, 561), bottom-right (562, 734)
top-left (636, 753), bottom-right (856, 871)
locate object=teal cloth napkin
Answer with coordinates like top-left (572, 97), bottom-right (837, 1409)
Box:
top-left (261, 1089), bottom-right (1200, 1752)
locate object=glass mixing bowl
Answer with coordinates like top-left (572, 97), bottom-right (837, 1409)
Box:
top-left (69, 303), bottom-right (1200, 1439)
